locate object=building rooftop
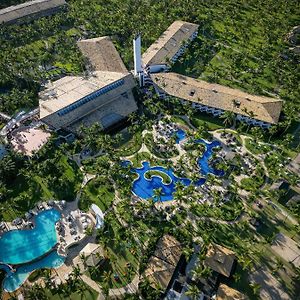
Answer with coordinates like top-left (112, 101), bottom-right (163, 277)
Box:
top-left (65, 89), bottom-right (137, 131)
top-left (0, 0), bottom-right (66, 24)
top-left (77, 36), bottom-right (128, 73)
top-left (152, 72), bottom-right (283, 124)
top-left (204, 244), bottom-right (236, 278)
top-left (144, 235), bottom-right (182, 290)
top-left (39, 71), bottom-right (132, 118)
top-left (80, 243), bottom-right (105, 267)
top-left (142, 20), bottom-right (199, 66)
top-left (217, 284), bottom-right (248, 300)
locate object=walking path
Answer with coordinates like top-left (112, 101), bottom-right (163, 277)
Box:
top-left (109, 274), bottom-right (139, 298)
top-left (81, 275), bottom-right (105, 300)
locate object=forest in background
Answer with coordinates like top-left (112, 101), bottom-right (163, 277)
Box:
top-left (0, 0), bottom-right (299, 127)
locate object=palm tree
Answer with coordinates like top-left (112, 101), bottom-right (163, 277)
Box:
top-left (185, 284), bottom-right (201, 300)
top-left (153, 187), bottom-right (163, 203)
top-left (221, 111), bottom-right (236, 127)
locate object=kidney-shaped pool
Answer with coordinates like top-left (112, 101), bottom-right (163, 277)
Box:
top-left (0, 209), bottom-right (61, 265)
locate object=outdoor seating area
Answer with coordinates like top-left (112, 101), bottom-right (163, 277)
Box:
top-left (9, 125), bottom-right (51, 157)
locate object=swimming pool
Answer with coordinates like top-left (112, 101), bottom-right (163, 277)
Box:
top-left (195, 139), bottom-right (225, 177)
top-left (175, 129), bottom-right (186, 144)
top-left (2, 251), bottom-right (65, 292)
top-left (129, 139), bottom-right (223, 201)
top-left (132, 162), bottom-right (192, 201)
top-left (0, 209), bottom-right (61, 265)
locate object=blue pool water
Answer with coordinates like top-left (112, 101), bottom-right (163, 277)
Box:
top-left (195, 139), bottom-right (225, 177)
top-left (132, 162), bottom-right (192, 201)
top-left (2, 251), bottom-right (65, 292)
top-left (0, 209), bottom-right (61, 265)
top-left (128, 138), bottom-right (223, 201)
top-left (175, 129), bottom-right (186, 144)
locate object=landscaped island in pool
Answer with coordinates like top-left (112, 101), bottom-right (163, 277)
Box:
top-left (128, 139), bottom-right (224, 201)
top-left (0, 209), bottom-right (61, 265)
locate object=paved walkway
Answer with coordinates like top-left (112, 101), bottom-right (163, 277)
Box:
top-left (109, 274), bottom-right (140, 298)
top-left (81, 275), bottom-right (105, 300)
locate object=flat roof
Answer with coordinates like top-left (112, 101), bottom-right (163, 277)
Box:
top-left (0, 0), bottom-right (66, 24)
top-left (142, 20), bottom-right (199, 66)
top-left (77, 36), bottom-right (128, 73)
top-left (152, 72), bottom-right (283, 124)
top-left (39, 71), bottom-right (132, 118)
top-left (204, 244), bottom-right (235, 278)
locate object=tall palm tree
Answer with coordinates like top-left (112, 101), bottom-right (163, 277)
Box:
top-left (221, 111), bottom-right (236, 127)
top-left (185, 284), bottom-right (201, 300)
top-left (153, 187), bottom-right (163, 203)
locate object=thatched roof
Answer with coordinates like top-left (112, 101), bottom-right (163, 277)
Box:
top-left (217, 284), bottom-right (248, 300)
top-left (144, 235), bottom-right (182, 290)
top-left (142, 20), bottom-right (199, 66)
top-left (80, 243), bottom-right (105, 267)
top-left (77, 36), bottom-right (128, 73)
top-left (0, 0), bottom-right (66, 24)
top-left (204, 244), bottom-right (235, 278)
top-left (152, 72), bottom-right (283, 124)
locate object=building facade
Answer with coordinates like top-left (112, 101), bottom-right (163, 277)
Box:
top-left (0, 0), bottom-right (66, 25)
top-left (142, 21), bottom-right (199, 73)
top-left (39, 36), bottom-right (138, 133)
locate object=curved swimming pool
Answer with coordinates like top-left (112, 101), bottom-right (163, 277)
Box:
top-left (129, 139), bottom-right (224, 201)
top-left (2, 251), bottom-right (65, 292)
top-left (0, 209), bottom-right (61, 265)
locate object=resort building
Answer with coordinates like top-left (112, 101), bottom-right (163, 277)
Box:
top-left (0, 0), bottom-right (67, 25)
top-left (151, 72), bottom-right (284, 127)
top-left (39, 36), bottom-right (138, 133)
top-left (216, 284), bottom-right (247, 300)
top-left (204, 244), bottom-right (236, 278)
top-left (142, 20), bottom-right (199, 73)
top-left (78, 243), bottom-right (105, 267)
top-left (144, 235), bottom-right (182, 291)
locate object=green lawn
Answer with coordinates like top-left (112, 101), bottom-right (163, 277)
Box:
top-left (79, 177), bottom-right (115, 212)
top-left (45, 283), bottom-right (99, 300)
top-left (145, 170), bottom-right (172, 184)
top-left (89, 216), bottom-right (140, 289)
top-left (115, 130), bottom-right (143, 156)
top-left (190, 112), bottom-right (224, 130)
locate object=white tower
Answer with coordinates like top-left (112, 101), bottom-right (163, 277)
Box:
top-left (133, 34), bottom-right (144, 86)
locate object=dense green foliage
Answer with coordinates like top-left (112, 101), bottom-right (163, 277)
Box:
top-left (0, 142), bottom-right (83, 221)
top-left (0, 0), bottom-right (299, 121)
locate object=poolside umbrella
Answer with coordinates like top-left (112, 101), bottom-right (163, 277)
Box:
top-left (48, 200), bottom-right (55, 206)
top-left (25, 212), bottom-right (32, 220)
top-left (13, 218), bottom-right (23, 225)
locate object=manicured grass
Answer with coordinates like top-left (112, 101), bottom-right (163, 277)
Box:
top-left (89, 216), bottom-right (140, 289)
top-left (130, 152), bottom-right (151, 168)
top-left (45, 283), bottom-right (99, 300)
top-left (145, 170), bottom-right (172, 184)
top-left (170, 115), bottom-right (192, 129)
top-left (240, 166), bottom-right (265, 191)
top-left (115, 130), bottom-right (143, 156)
top-left (79, 177), bottom-right (114, 212)
top-left (190, 112), bottom-right (224, 131)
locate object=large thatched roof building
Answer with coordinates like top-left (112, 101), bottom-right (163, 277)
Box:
top-left (204, 244), bottom-right (236, 278)
top-left (152, 72), bottom-right (283, 126)
top-left (144, 235), bottom-right (182, 290)
top-left (39, 36), bottom-right (137, 133)
top-left (142, 20), bottom-right (199, 73)
top-left (0, 0), bottom-right (66, 25)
